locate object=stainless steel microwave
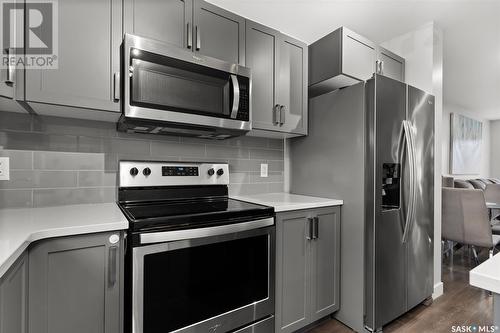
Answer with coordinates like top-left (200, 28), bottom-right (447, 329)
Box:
top-left (117, 34), bottom-right (251, 139)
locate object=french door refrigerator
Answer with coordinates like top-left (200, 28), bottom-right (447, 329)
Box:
top-left (290, 74), bottom-right (434, 332)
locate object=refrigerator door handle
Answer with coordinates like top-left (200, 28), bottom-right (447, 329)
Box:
top-left (401, 120), bottom-right (416, 243)
top-left (404, 122), bottom-right (418, 243)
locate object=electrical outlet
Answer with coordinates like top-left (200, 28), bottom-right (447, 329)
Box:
top-left (260, 163), bottom-right (268, 178)
top-left (0, 157), bottom-right (10, 181)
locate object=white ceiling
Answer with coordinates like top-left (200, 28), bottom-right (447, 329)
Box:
top-left (207, 0), bottom-right (500, 119)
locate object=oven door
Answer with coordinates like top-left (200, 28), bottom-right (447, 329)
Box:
top-left (123, 34), bottom-right (251, 133)
top-left (132, 218), bottom-right (275, 333)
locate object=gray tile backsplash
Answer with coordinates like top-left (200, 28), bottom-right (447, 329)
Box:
top-left (0, 111), bottom-right (284, 208)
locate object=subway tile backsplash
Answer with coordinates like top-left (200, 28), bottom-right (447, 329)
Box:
top-left (0, 111), bottom-right (284, 208)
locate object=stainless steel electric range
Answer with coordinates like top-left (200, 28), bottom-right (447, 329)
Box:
top-left (118, 161), bottom-right (275, 333)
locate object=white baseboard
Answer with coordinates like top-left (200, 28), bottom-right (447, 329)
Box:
top-left (432, 281), bottom-right (444, 299)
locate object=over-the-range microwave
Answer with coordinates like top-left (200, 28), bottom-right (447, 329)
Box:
top-left (117, 34), bottom-right (251, 139)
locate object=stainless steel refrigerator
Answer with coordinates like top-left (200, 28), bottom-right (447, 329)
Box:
top-left (290, 74), bottom-right (434, 332)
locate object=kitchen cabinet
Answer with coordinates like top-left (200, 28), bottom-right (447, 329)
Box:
top-left (275, 206), bottom-right (340, 333)
top-left (28, 231), bottom-right (124, 333)
top-left (124, 0), bottom-right (245, 65)
top-left (376, 46), bottom-right (405, 82)
top-left (309, 26), bottom-right (405, 97)
top-left (23, 0), bottom-right (122, 118)
top-left (246, 20), bottom-right (308, 137)
top-left (309, 27), bottom-right (377, 97)
top-left (124, 0), bottom-right (193, 50)
top-left (0, 253), bottom-right (28, 333)
top-left (193, 0), bottom-right (245, 64)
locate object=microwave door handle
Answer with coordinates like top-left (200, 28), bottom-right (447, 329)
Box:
top-left (230, 74), bottom-right (240, 119)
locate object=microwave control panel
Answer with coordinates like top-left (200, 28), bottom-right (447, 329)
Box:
top-left (236, 79), bottom-right (250, 121)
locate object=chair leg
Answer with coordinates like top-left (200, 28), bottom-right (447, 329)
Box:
top-left (472, 246), bottom-right (480, 266)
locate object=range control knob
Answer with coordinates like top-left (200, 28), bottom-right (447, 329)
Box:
top-left (143, 167), bottom-right (151, 176)
top-left (130, 167), bottom-right (139, 176)
top-left (207, 168), bottom-right (215, 176)
top-left (217, 168), bottom-right (224, 176)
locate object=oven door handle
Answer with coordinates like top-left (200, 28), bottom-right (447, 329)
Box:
top-left (229, 74), bottom-right (240, 119)
top-left (140, 217), bottom-right (274, 244)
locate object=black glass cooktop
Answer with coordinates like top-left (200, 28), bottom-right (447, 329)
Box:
top-left (119, 198), bottom-right (274, 232)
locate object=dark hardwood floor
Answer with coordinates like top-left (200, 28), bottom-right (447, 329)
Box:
top-left (308, 246), bottom-right (493, 333)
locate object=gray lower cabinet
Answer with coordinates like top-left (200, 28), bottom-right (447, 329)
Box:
top-left (24, 0), bottom-right (122, 116)
top-left (0, 253), bottom-right (28, 333)
top-left (275, 206), bottom-right (340, 333)
top-left (124, 0), bottom-right (245, 65)
top-left (28, 231), bottom-right (124, 333)
top-left (246, 20), bottom-right (308, 137)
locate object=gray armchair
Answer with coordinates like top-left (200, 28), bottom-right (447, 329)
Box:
top-left (442, 187), bottom-right (500, 265)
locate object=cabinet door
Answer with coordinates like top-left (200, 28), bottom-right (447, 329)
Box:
top-left (275, 210), bottom-right (312, 333)
top-left (193, 0), bottom-right (245, 64)
top-left (29, 232), bottom-right (123, 333)
top-left (277, 35), bottom-right (308, 135)
top-left (24, 0), bottom-right (122, 112)
top-left (310, 207), bottom-right (341, 322)
top-left (0, 254), bottom-right (28, 333)
top-left (377, 46), bottom-right (405, 82)
top-left (245, 20), bottom-right (279, 132)
top-left (124, 0), bottom-right (193, 50)
top-left (342, 27), bottom-right (377, 81)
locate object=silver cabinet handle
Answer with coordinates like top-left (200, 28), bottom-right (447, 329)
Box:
top-left (187, 22), bottom-right (193, 49)
top-left (279, 105), bottom-right (286, 126)
top-left (229, 74), bottom-right (240, 119)
top-left (313, 216), bottom-right (319, 240)
top-left (195, 25), bottom-right (201, 51)
top-left (108, 244), bottom-right (118, 287)
top-left (273, 104), bottom-right (281, 125)
top-left (113, 72), bottom-right (120, 102)
top-left (307, 217), bottom-right (313, 240)
top-left (5, 48), bottom-right (15, 84)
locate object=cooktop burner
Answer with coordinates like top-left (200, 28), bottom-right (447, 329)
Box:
top-left (117, 161), bottom-right (274, 232)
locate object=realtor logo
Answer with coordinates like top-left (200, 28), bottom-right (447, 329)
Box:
top-left (1, 0), bottom-right (58, 69)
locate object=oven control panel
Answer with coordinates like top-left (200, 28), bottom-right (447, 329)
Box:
top-left (119, 161), bottom-right (229, 187)
top-left (162, 166), bottom-right (199, 177)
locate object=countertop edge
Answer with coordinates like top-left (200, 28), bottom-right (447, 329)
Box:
top-left (232, 193), bottom-right (343, 212)
top-left (0, 219), bottom-right (128, 280)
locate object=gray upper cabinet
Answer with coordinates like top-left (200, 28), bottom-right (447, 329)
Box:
top-left (245, 21), bottom-right (279, 133)
top-left (376, 46), bottom-right (405, 82)
top-left (123, 0), bottom-right (193, 49)
top-left (124, 0), bottom-right (245, 65)
top-left (0, 61), bottom-right (14, 99)
top-left (309, 26), bottom-right (405, 97)
top-left (309, 27), bottom-right (377, 97)
top-left (276, 35), bottom-right (308, 135)
top-left (246, 20), bottom-right (308, 137)
top-left (194, 0), bottom-right (245, 65)
top-left (0, 253), bottom-right (28, 333)
top-left (275, 206), bottom-right (341, 333)
top-left (24, 0), bottom-right (122, 115)
top-left (28, 232), bottom-right (123, 333)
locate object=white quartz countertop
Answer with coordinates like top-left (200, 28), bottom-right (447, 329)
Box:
top-left (470, 253), bottom-right (500, 294)
top-left (0, 203), bottom-right (128, 279)
top-left (232, 192), bottom-right (343, 212)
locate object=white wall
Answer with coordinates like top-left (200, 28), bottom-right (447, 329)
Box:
top-left (382, 21), bottom-right (444, 299)
top-left (490, 120), bottom-right (500, 179)
top-left (442, 104), bottom-right (491, 178)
